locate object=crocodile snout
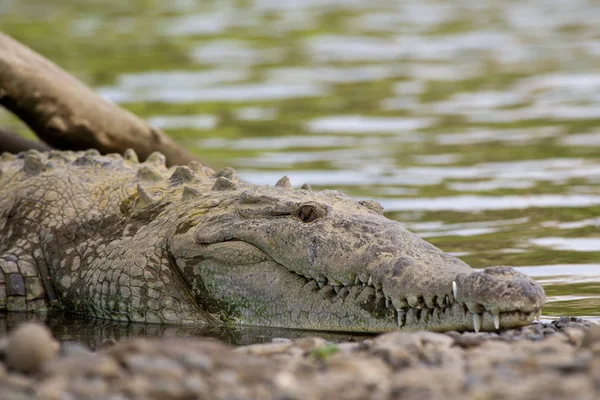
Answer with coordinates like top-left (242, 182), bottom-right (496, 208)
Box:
top-left (453, 266), bottom-right (546, 332)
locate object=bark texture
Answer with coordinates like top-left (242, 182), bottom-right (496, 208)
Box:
top-left (0, 32), bottom-right (197, 166)
top-left (0, 128), bottom-right (54, 153)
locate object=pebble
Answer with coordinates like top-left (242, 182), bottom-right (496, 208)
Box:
top-left (236, 340), bottom-right (294, 356)
top-left (448, 332), bottom-right (485, 348)
top-left (179, 352), bottom-right (214, 371)
top-left (43, 352), bottom-right (121, 379)
top-left (294, 337), bottom-right (328, 351)
top-left (581, 325), bottom-right (600, 354)
top-left (125, 354), bottom-right (186, 380)
top-left (5, 323), bottom-right (59, 373)
top-left (563, 327), bottom-right (586, 347)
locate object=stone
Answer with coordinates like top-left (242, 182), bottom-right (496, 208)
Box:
top-left (581, 325), bottom-right (600, 353)
top-left (563, 327), bottom-right (586, 347)
top-left (5, 323), bottom-right (59, 373)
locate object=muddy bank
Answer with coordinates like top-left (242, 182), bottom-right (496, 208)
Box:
top-left (0, 318), bottom-right (598, 399)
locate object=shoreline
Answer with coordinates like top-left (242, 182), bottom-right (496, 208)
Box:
top-left (0, 317), bottom-right (598, 399)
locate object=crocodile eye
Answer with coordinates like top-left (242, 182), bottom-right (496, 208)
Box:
top-left (297, 205), bottom-right (320, 223)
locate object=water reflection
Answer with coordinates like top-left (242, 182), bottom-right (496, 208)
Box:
top-left (530, 237), bottom-right (600, 252)
top-left (306, 115), bottom-right (434, 133)
top-left (514, 264), bottom-right (600, 278)
top-left (376, 194), bottom-right (600, 212)
top-left (147, 115), bottom-right (218, 130)
top-left (99, 82), bottom-right (326, 103)
top-left (0, 312), bottom-right (371, 347)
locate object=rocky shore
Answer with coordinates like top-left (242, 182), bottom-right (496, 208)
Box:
top-left (0, 318), bottom-right (598, 399)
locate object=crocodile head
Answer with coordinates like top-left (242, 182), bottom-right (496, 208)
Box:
top-left (169, 178), bottom-right (545, 333)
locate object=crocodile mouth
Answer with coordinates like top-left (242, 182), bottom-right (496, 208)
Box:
top-left (288, 271), bottom-right (542, 332)
top-left (175, 240), bottom-right (542, 332)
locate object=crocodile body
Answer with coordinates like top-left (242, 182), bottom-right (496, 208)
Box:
top-left (0, 149), bottom-right (545, 332)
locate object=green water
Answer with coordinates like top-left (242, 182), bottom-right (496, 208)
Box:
top-left (1, 0), bottom-right (599, 341)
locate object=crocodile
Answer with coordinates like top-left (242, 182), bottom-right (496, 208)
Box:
top-left (0, 149), bottom-right (545, 333)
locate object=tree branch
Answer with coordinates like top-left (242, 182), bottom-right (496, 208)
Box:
top-left (0, 128), bottom-right (54, 153)
top-left (0, 32), bottom-right (198, 166)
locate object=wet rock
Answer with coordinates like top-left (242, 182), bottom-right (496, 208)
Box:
top-left (294, 337), bottom-right (329, 351)
top-left (271, 337), bottom-right (292, 344)
top-left (370, 332), bottom-right (422, 369)
top-left (581, 325), bottom-right (600, 353)
top-left (335, 341), bottom-right (361, 354)
top-left (181, 374), bottom-right (207, 395)
top-left (35, 376), bottom-right (70, 400)
top-left (525, 333), bottom-right (545, 341)
top-left (449, 332), bottom-right (485, 348)
top-left (42, 352), bottom-right (121, 379)
top-left (391, 366), bottom-right (465, 400)
top-left (522, 322), bottom-right (545, 341)
top-left (482, 372), bottom-right (595, 400)
top-left (500, 328), bottom-right (523, 342)
top-left (66, 377), bottom-right (111, 399)
top-left (563, 327), bottom-right (587, 347)
top-left (125, 354), bottom-right (186, 380)
top-left (179, 352), bottom-right (214, 371)
top-left (467, 340), bottom-right (514, 372)
top-left (94, 338), bottom-right (117, 351)
top-left (0, 373), bottom-right (35, 400)
top-left (60, 342), bottom-right (91, 356)
top-left (5, 323), bottom-right (59, 373)
top-left (120, 375), bottom-right (153, 398)
top-left (373, 331), bottom-right (424, 351)
top-left (591, 357), bottom-right (600, 391)
top-left (553, 316), bottom-right (588, 330)
top-left (292, 355), bottom-right (392, 400)
top-left (415, 331), bottom-right (455, 348)
top-left (237, 340), bottom-right (294, 356)
top-left (543, 327), bottom-right (558, 336)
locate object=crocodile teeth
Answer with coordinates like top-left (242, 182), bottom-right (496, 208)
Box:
top-left (317, 281), bottom-right (326, 289)
top-left (367, 276), bottom-right (373, 287)
top-left (385, 297), bottom-right (390, 309)
top-left (354, 277), bottom-right (360, 285)
top-left (536, 309), bottom-right (542, 321)
top-left (333, 285), bottom-right (341, 294)
top-left (473, 313), bottom-right (482, 333)
top-left (445, 295), bottom-right (452, 306)
top-left (452, 281), bottom-right (457, 299)
top-left (397, 310), bottom-right (406, 327)
top-left (493, 313), bottom-right (500, 330)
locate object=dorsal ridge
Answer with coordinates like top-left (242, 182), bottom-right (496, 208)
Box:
top-left (212, 177), bottom-right (237, 191)
top-left (182, 186), bottom-right (203, 200)
top-left (170, 166), bottom-right (196, 186)
top-left (136, 184), bottom-right (160, 208)
top-left (275, 176), bottom-right (291, 188)
top-left (123, 148), bottom-right (139, 163)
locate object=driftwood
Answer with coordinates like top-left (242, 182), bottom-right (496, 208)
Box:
top-left (0, 128), bottom-right (54, 153)
top-left (0, 32), bottom-right (197, 166)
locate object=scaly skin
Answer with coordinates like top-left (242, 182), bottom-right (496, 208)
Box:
top-left (0, 149), bottom-right (546, 332)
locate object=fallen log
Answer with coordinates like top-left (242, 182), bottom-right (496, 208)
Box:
top-left (0, 128), bottom-right (54, 153)
top-left (0, 32), bottom-right (197, 166)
